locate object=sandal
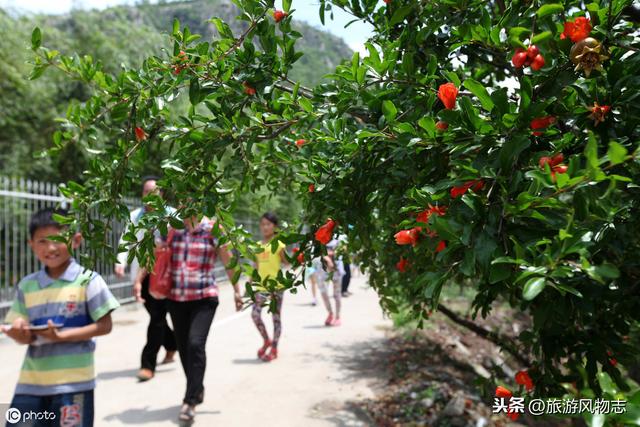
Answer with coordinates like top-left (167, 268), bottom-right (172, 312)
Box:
top-left (325, 313), bottom-right (334, 326)
top-left (257, 340), bottom-right (272, 358)
top-left (161, 350), bottom-right (176, 364)
top-left (179, 404), bottom-right (195, 422)
top-left (261, 347), bottom-right (278, 362)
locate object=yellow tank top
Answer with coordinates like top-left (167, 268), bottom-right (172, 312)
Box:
top-left (256, 240), bottom-right (285, 283)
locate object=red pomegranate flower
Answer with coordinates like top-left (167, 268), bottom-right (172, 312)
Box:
top-left (315, 219), bottom-right (336, 245)
top-left (515, 370), bottom-right (534, 391)
top-left (530, 116), bottom-right (556, 136)
top-left (438, 83), bottom-right (458, 110)
top-left (561, 16), bottom-right (592, 43)
top-left (450, 180), bottom-right (484, 198)
top-left (436, 240), bottom-right (446, 253)
top-left (394, 227), bottom-right (421, 246)
top-left (134, 127), bottom-right (147, 142)
top-left (396, 257), bottom-right (409, 272)
top-left (295, 139), bottom-right (306, 148)
top-left (308, 184), bottom-right (315, 193)
top-left (416, 204), bottom-right (447, 224)
top-left (539, 153), bottom-right (568, 181)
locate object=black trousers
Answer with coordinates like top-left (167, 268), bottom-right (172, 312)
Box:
top-left (341, 262), bottom-right (352, 293)
top-left (140, 275), bottom-right (177, 372)
top-left (168, 297), bottom-right (219, 406)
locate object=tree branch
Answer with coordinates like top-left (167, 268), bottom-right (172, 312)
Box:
top-left (437, 303), bottom-right (532, 367)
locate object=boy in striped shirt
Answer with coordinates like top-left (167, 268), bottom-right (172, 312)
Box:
top-left (1, 208), bottom-right (119, 427)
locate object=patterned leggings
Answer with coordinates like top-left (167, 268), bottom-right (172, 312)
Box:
top-left (252, 292), bottom-right (284, 348)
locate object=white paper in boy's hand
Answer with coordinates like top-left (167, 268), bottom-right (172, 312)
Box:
top-left (28, 323), bottom-right (64, 331)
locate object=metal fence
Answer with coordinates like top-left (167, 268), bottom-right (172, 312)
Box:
top-left (0, 177), bottom-right (260, 320)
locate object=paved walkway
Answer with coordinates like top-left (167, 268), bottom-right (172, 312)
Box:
top-left (0, 274), bottom-right (389, 426)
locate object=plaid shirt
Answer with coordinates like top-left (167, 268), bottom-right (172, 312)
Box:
top-left (169, 220), bottom-right (220, 302)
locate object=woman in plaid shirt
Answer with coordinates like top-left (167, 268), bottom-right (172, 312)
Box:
top-left (167, 215), bottom-right (242, 423)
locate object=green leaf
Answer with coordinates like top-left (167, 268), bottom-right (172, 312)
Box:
top-left (282, 0), bottom-right (292, 12)
top-left (418, 116), bottom-right (436, 138)
top-left (172, 18), bottom-right (180, 36)
top-left (189, 78), bottom-right (200, 105)
top-left (607, 141), bottom-right (628, 165)
top-left (536, 3), bottom-right (564, 18)
top-left (532, 31), bottom-right (552, 44)
top-left (382, 100), bottom-right (398, 122)
top-left (463, 78), bottom-right (494, 112)
top-left (31, 27), bottom-right (42, 50)
top-left (389, 6), bottom-right (413, 26)
top-left (523, 277), bottom-right (546, 300)
top-left (299, 97), bottom-right (313, 113)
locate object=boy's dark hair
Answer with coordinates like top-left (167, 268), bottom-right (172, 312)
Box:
top-left (29, 208), bottom-right (69, 238)
top-left (261, 212), bottom-right (279, 226)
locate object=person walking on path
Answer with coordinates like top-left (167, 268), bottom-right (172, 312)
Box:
top-left (115, 176), bottom-right (178, 382)
top-left (165, 214), bottom-right (241, 423)
top-left (1, 208), bottom-right (119, 427)
top-left (252, 213), bottom-right (290, 362)
top-left (313, 239), bottom-right (344, 327)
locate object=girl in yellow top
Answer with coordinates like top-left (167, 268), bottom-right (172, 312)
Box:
top-left (253, 212), bottom-right (289, 362)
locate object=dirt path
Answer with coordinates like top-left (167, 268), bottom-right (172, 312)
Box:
top-left (0, 274), bottom-right (390, 426)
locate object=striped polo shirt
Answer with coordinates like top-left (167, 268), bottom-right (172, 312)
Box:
top-left (4, 259), bottom-right (120, 396)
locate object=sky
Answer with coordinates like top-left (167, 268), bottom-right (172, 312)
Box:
top-left (0, 0), bottom-right (374, 54)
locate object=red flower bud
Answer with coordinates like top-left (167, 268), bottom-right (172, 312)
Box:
top-left (552, 165), bottom-right (568, 174)
top-left (515, 370), bottom-right (534, 391)
top-left (243, 81), bottom-right (256, 96)
top-left (436, 121), bottom-right (449, 131)
top-left (539, 156), bottom-right (552, 169)
top-left (495, 386), bottom-right (512, 398)
top-left (511, 49), bottom-right (528, 68)
top-left (438, 82), bottom-right (458, 110)
top-left (295, 139), bottom-right (306, 148)
top-left (526, 45), bottom-right (539, 59)
top-left (396, 257), bottom-right (409, 272)
top-left (551, 153), bottom-right (564, 166)
top-left (308, 184), bottom-right (315, 193)
top-left (530, 116), bottom-right (556, 134)
top-left (531, 54), bottom-right (545, 71)
top-left (134, 127), bottom-right (147, 142)
top-left (436, 240), bottom-right (446, 253)
top-left (273, 10), bottom-right (288, 23)
top-left (394, 227), bottom-right (421, 246)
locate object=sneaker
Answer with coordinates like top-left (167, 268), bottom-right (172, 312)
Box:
top-left (136, 368), bottom-right (154, 382)
top-left (257, 340), bottom-right (272, 359)
top-left (325, 313), bottom-right (334, 326)
top-left (261, 347), bottom-right (278, 362)
top-left (331, 318), bottom-right (342, 327)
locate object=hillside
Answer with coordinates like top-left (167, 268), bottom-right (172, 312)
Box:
top-left (0, 0), bottom-right (352, 182)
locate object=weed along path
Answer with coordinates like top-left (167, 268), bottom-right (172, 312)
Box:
top-left (0, 274), bottom-right (390, 426)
